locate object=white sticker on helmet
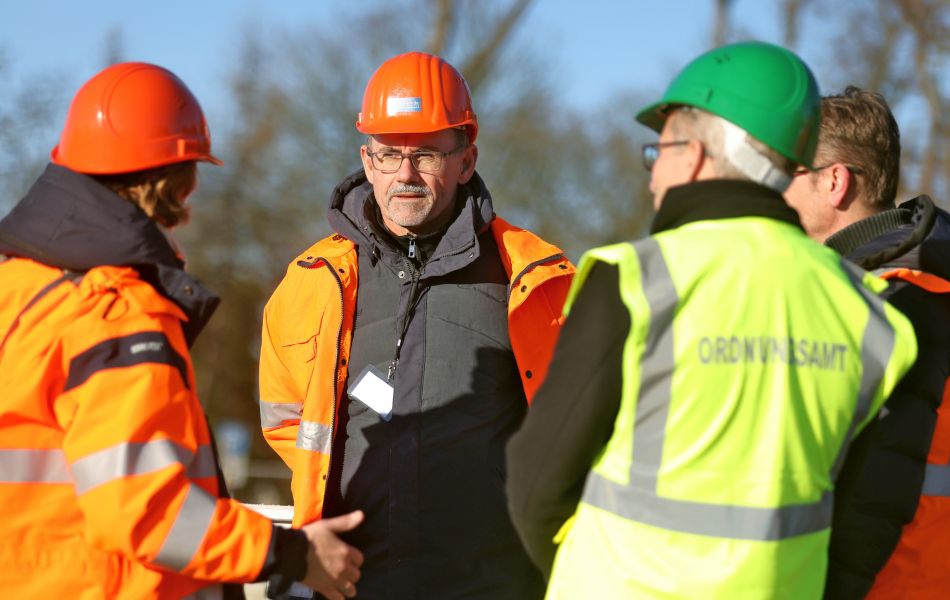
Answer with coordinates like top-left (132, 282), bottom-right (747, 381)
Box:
top-left (387, 97), bottom-right (422, 116)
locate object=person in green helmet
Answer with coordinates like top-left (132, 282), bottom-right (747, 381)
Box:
top-left (505, 41), bottom-right (919, 598)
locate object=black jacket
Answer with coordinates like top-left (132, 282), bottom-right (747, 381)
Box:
top-left (824, 195), bottom-right (950, 599)
top-left (0, 163), bottom-right (218, 345)
top-left (320, 170), bottom-right (544, 599)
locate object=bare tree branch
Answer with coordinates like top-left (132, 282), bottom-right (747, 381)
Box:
top-left (712, 0), bottom-right (733, 47)
top-left (865, 8), bottom-right (900, 92)
top-left (782, 0), bottom-right (811, 48)
top-left (427, 0), bottom-right (454, 56)
top-left (898, 0), bottom-right (945, 194)
top-left (459, 0), bottom-right (535, 93)
top-left (101, 27), bottom-right (125, 67)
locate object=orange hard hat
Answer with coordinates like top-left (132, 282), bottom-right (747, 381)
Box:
top-left (356, 52), bottom-right (478, 143)
top-left (51, 62), bottom-right (222, 174)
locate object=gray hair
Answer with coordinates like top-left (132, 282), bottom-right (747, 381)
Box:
top-left (669, 107), bottom-right (796, 192)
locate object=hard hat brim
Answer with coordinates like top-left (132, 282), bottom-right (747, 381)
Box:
top-left (50, 145), bottom-right (224, 174)
top-left (635, 101), bottom-right (669, 134)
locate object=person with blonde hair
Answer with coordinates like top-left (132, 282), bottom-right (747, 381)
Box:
top-left (0, 62), bottom-right (363, 600)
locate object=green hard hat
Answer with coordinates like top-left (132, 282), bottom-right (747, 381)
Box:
top-left (636, 41), bottom-right (820, 167)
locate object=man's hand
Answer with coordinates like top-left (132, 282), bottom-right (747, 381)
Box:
top-left (299, 510), bottom-right (365, 599)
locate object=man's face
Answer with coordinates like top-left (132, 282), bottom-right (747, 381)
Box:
top-left (360, 129), bottom-right (477, 236)
top-left (783, 165), bottom-right (835, 241)
top-left (649, 114), bottom-right (695, 210)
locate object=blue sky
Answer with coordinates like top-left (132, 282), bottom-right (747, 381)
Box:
top-left (3, 0), bottom-right (799, 122)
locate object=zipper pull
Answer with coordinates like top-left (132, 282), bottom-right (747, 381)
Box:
top-left (388, 338), bottom-right (403, 382)
top-left (408, 237), bottom-right (417, 260)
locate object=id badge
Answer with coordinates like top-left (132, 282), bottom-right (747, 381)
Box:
top-left (348, 364), bottom-right (394, 421)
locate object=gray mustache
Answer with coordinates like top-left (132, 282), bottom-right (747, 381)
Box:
top-left (388, 184), bottom-right (430, 199)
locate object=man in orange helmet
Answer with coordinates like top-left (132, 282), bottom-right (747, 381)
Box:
top-left (259, 51), bottom-right (574, 599)
top-left (0, 62), bottom-right (364, 599)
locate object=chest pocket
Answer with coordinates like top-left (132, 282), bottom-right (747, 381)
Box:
top-left (427, 282), bottom-right (511, 351)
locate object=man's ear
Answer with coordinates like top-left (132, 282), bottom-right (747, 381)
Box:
top-left (458, 144), bottom-right (478, 185)
top-left (825, 163), bottom-right (854, 209)
top-left (360, 144), bottom-right (375, 184)
top-left (687, 138), bottom-right (708, 180)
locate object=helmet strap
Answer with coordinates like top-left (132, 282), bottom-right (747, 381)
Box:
top-left (720, 119), bottom-right (791, 192)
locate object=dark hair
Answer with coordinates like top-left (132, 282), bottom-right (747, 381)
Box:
top-left (819, 86), bottom-right (900, 210)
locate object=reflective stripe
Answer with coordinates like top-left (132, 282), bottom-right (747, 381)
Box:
top-left (629, 238), bottom-right (678, 491)
top-left (580, 241), bottom-right (862, 541)
top-left (830, 260), bottom-right (897, 478)
top-left (184, 584), bottom-right (223, 600)
top-left (583, 472), bottom-right (833, 540)
top-left (260, 400), bottom-right (303, 429)
top-left (154, 484), bottom-right (217, 571)
top-left (296, 419), bottom-right (332, 453)
top-left (922, 464), bottom-right (950, 496)
top-left (72, 440), bottom-right (218, 495)
top-left (0, 449), bottom-right (72, 484)
top-left (65, 331), bottom-right (190, 392)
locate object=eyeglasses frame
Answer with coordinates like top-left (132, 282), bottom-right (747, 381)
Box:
top-left (366, 144), bottom-right (468, 174)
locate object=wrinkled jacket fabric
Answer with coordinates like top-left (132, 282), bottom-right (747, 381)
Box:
top-left (259, 170), bottom-right (574, 597)
top-left (825, 195), bottom-right (950, 599)
top-left (0, 164), bottom-right (274, 599)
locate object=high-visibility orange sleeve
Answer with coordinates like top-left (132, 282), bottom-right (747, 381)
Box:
top-left (60, 296), bottom-right (273, 583)
top-left (259, 293), bottom-right (305, 469)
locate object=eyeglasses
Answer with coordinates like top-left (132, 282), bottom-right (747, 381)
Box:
top-left (642, 141), bottom-right (691, 171)
top-left (793, 163), bottom-right (866, 177)
top-left (366, 145), bottom-right (466, 174)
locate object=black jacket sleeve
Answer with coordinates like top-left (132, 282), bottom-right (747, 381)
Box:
top-left (825, 281), bottom-right (950, 599)
top-left (259, 526), bottom-right (309, 595)
top-left (505, 262), bottom-right (628, 579)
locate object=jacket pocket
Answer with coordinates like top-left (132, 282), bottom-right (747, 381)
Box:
top-left (281, 334), bottom-right (318, 364)
top-left (279, 306), bottom-right (325, 361)
top-left (277, 309), bottom-right (324, 395)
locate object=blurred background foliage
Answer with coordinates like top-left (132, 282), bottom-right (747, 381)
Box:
top-left (2, 0), bottom-right (950, 503)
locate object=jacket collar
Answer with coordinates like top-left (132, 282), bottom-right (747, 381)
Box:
top-left (326, 169), bottom-right (496, 278)
top-left (826, 195), bottom-right (950, 279)
top-left (650, 179), bottom-right (803, 235)
top-left (0, 163), bottom-right (218, 345)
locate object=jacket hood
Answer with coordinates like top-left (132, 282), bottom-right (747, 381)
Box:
top-left (0, 163), bottom-right (218, 345)
top-left (826, 195), bottom-right (950, 280)
top-left (0, 163), bottom-right (181, 270)
top-left (326, 168), bottom-right (496, 277)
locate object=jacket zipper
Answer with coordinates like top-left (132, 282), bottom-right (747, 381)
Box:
top-left (384, 234), bottom-right (492, 378)
top-left (388, 256), bottom-right (422, 382)
top-left (508, 253), bottom-right (568, 301)
top-left (301, 257), bottom-right (346, 515)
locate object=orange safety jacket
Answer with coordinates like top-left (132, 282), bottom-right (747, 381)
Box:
top-left (868, 268), bottom-right (950, 599)
top-left (259, 216), bottom-right (574, 527)
top-left (0, 259), bottom-right (273, 599)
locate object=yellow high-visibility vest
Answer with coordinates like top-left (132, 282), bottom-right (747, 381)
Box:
top-left (546, 217), bottom-right (917, 599)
